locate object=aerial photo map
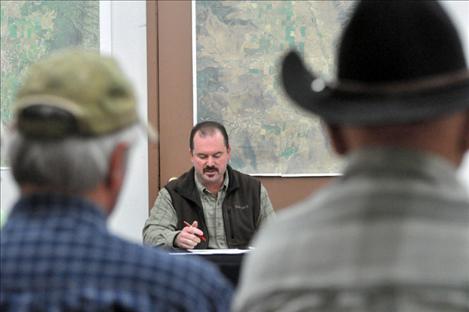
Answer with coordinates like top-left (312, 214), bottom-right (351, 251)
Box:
top-left (195, 1), bottom-right (354, 175)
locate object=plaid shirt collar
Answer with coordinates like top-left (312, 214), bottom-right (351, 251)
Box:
top-left (11, 192), bottom-right (108, 229)
top-left (194, 169), bottom-right (229, 195)
top-left (345, 147), bottom-right (460, 185)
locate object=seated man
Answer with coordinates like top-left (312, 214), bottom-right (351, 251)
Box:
top-left (234, 1), bottom-right (469, 311)
top-left (143, 121), bottom-right (275, 249)
top-left (0, 50), bottom-right (233, 311)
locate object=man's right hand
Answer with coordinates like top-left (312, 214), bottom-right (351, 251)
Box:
top-left (174, 221), bottom-right (204, 249)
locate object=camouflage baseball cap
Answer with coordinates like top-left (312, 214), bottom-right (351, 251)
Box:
top-left (14, 49), bottom-right (139, 138)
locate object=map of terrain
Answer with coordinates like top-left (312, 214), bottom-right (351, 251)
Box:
top-left (195, 1), bottom-right (354, 174)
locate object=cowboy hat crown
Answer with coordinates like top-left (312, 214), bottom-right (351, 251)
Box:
top-left (281, 0), bottom-right (469, 125)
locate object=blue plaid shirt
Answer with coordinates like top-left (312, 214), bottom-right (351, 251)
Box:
top-left (1, 193), bottom-right (233, 311)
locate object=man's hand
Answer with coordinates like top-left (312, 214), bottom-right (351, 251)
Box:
top-left (175, 221), bottom-right (205, 249)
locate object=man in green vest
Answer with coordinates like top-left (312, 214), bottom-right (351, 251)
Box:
top-left (143, 121), bottom-right (274, 249)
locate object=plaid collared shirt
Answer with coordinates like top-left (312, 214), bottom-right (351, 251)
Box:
top-left (1, 193), bottom-right (233, 312)
top-left (194, 171), bottom-right (231, 248)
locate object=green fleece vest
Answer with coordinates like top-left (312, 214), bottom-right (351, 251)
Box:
top-left (165, 166), bottom-right (261, 249)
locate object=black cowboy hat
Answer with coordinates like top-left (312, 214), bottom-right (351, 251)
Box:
top-left (281, 0), bottom-right (469, 125)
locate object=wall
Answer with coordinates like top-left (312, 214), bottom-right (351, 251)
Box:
top-left (104, 1), bottom-right (148, 242)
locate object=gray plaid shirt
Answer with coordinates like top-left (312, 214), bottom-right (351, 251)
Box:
top-left (234, 148), bottom-right (469, 312)
top-left (143, 170), bottom-right (274, 248)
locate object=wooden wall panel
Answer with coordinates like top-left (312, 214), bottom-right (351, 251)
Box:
top-left (146, 0), bottom-right (159, 207)
top-left (157, 1), bottom-right (194, 186)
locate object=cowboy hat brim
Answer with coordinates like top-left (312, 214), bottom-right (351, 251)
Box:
top-left (281, 50), bottom-right (469, 125)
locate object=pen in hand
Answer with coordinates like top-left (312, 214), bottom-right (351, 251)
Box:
top-left (184, 221), bottom-right (207, 241)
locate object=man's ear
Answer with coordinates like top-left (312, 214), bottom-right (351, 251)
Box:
top-left (462, 111), bottom-right (469, 152)
top-left (106, 143), bottom-right (129, 195)
top-left (189, 148), bottom-right (195, 166)
top-left (326, 123), bottom-right (349, 155)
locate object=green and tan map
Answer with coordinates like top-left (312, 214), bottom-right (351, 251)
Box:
top-left (1, 1), bottom-right (98, 166)
top-left (195, 1), bottom-right (354, 175)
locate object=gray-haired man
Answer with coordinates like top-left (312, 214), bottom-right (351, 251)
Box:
top-left (1, 50), bottom-right (233, 311)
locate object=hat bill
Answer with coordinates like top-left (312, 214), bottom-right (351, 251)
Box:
top-left (139, 117), bottom-right (158, 143)
top-left (282, 51), bottom-right (469, 125)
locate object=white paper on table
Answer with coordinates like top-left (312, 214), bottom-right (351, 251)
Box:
top-left (187, 248), bottom-right (251, 255)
